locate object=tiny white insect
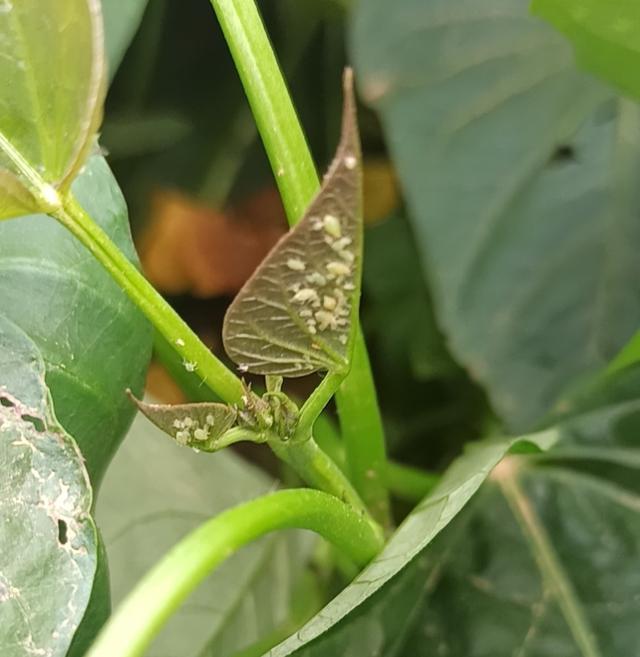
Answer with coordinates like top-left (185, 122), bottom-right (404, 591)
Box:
top-left (175, 430), bottom-right (190, 445)
top-left (286, 257), bottom-right (306, 271)
top-left (323, 214), bottom-right (342, 238)
top-left (292, 288), bottom-right (320, 304)
top-left (314, 310), bottom-right (338, 331)
top-left (183, 360), bottom-right (197, 372)
top-left (205, 414), bottom-right (215, 426)
top-left (193, 428), bottom-right (208, 441)
top-left (339, 334), bottom-right (348, 344)
top-left (175, 338), bottom-right (185, 347)
top-left (326, 261), bottom-right (350, 277)
top-left (306, 272), bottom-right (327, 286)
top-left (344, 154), bottom-right (357, 170)
top-left (332, 237), bottom-right (352, 251)
top-left (323, 295), bottom-right (337, 310)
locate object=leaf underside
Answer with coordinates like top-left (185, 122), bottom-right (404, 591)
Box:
top-left (222, 69), bottom-right (363, 377)
top-left (0, 0), bottom-right (105, 219)
top-left (128, 393), bottom-right (237, 451)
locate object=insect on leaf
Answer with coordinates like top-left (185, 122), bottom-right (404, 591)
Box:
top-left (0, 0), bottom-right (106, 219)
top-left (127, 392), bottom-right (238, 452)
top-left (223, 69), bottom-right (363, 377)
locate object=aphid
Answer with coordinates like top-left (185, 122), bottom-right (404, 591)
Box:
top-left (323, 214), bottom-right (342, 238)
top-left (286, 257), bottom-right (306, 271)
top-left (292, 288), bottom-right (320, 304)
top-left (332, 237), bottom-right (352, 251)
top-left (344, 154), bottom-right (357, 169)
top-left (306, 272), bottom-right (327, 286)
top-left (339, 334), bottom-right (348, 344)
top-left (175, 338), bottom-right (185, 347)
top-left (183, 360), bottom-right (197, 372)
top-left (315, 310), bottom-right (338, 331)
top-left (193, 428), bottom-right (208, 441)
top-left (326, 261), bottom-right (350, 277)
top-left (175, 430), bottom-right (190, 445)
top-left (323, 295), bottom-right (337, 310)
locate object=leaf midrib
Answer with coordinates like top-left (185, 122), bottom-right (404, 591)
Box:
top-left (497, 470), bottom-right (603, 657)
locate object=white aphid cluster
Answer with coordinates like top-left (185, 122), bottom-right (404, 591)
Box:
top-left (172, 414), bottom-right (217, 445)
top-left (285, 212), bottom-right (355, 344)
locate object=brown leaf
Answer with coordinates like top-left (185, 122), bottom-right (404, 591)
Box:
top-left (139, 187), bottom-right (286, 297)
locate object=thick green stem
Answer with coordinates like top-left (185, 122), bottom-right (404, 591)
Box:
top-left (295, 371), bottom-right (345, 442)
top-left (269, 437), bottom-right (381, 541)
top-left (210, 0), bottom-right (391, 526)
top-left (86, 489), bottom-right (382, 657)
top-left (53, 194), bottom-right (245, 405)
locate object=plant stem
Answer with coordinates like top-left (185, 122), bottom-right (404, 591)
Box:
top-left (86, 489), bottom-right (382, 657)
top-left (210, 0), bottom-right (391, 526)
top-left (295, 371), bottom-right (345, 442)
top-left (269, 437), bottom-right (380, 540)
top-left (53, 193), bottom-right (245, 406)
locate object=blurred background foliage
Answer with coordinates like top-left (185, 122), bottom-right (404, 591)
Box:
top-left (104, 0), bottom-right (488, 478)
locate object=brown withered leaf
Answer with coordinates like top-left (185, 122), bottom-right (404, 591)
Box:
top-left (139, 187), bottom-right (286, 297)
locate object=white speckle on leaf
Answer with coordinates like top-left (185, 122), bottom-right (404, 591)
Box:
top-left (292, 288), bottom-right (320, 304)
top-left (306, 272), bottom-right (327, 286)
top-left (323, 295), bottom-right (337, 310)
top-left (326, 261), bottom-right (350, 277)
top-left (323, 214), bottom-right (342, 238)
top-left (286, 257), bottom-right (306, 271)
top-left (183, 361), bottom-right (197, 372)
top-left (175, 338), bottom-right (185, 347)
top-left (344, 154), bottom-right (357, 169)
top-left (314, 310), bottom-right (338, 331)
top-left (193, 428), bottom-right (208, 441)
top-left (206, 414), bottom-right (215, 425)
top-left (339, 334), bottom-right (348, 344)
top-left (175, 430), bottom-right (190, 445)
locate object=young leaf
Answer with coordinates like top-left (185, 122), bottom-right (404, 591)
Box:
top-left (0, 0), bottom-right (105, 219)
top-left (128, 392), bottom-right (238, 451)
top-left (222, 69), bottom-right (363, 377)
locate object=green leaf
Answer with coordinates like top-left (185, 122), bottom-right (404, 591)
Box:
top-left (266, 366), bottom-right (640, 656)
top-left (0, 155), bottom-right (152, 484)
top-left (264, 429), bottom-right (557, 656)
top-left (0, 315), bottom-right (98, 657)
top-left (222, 70), bottom-right (363, 377)
top-left (101, 0), bottom-right (149, 77)
top-left (352, 0), bottom-right (640, 430)
top-left (532, 0), bottom-right (640, 100)
top-left (397, 377), bottom-right (640, 656)
top-left (0, 0), bottom-right (105, 218)
top-left (127, 393), bottom-right (238, 451)
top-left (96, 410), bottom-right (316, 657)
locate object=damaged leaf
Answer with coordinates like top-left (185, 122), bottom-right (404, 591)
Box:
top-left (222, 69), bottom-right (363, 377)
top-left (0, 316), bottom-right (97, 657)
top-left (128, 392), bottom-right (238, 451)
top-left (0, 0), bottom-right (106, 219)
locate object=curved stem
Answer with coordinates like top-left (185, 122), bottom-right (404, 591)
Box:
top-left (210, 0), bottom-right (391, 526)
top-left (86, 489), bottom-right (382, 657)
top-left (53, 193), bottom-right (245, 406)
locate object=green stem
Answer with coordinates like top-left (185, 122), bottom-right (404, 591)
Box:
top-left (53, 194), bottom-right (245, 405)
top-left (210, 0), bottom-right (391, 526)
top-left (269, 437), bottom-right (381, 540)
top-left (86, 489), bottom-right (382, 657)
top-left (295, 371), bottom-right (345, 442)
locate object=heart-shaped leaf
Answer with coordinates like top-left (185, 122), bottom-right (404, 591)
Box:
top-left (128, 393), bottom-right (238, 451)
top-left (0, 315), bottom-right (98, 657)
top-left (222, 70), bottom-right (363, 377)
top-left (0, 0), bottom-right (105, 219)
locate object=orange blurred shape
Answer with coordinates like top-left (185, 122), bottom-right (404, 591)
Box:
top-left (363, 157), bottom-right (400, 225)
top-left (139, 187), bottom-right (287, 297)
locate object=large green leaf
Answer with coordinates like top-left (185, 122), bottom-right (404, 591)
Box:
top-left (532, 0), bottom-right (640, 101)
top-left (0, 0), bottom-right (105, 218)
top-left (0, 155), bottom-right (152, 484)
top-left (97, 410), bottom-right (316, 657)
top-left (0, 315), bottom-right (98, 657)
top-left (264, 367), bottom-right (640, 656)
top-left (351, 0), bottom-right (640, 431)
top-left (398, 375), bottom-right (640, 656)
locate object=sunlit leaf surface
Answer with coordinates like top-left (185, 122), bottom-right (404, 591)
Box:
top-left (0, 0), bottom-right (105, 218)
top-left (222, 70), bottom-right (363, 377)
